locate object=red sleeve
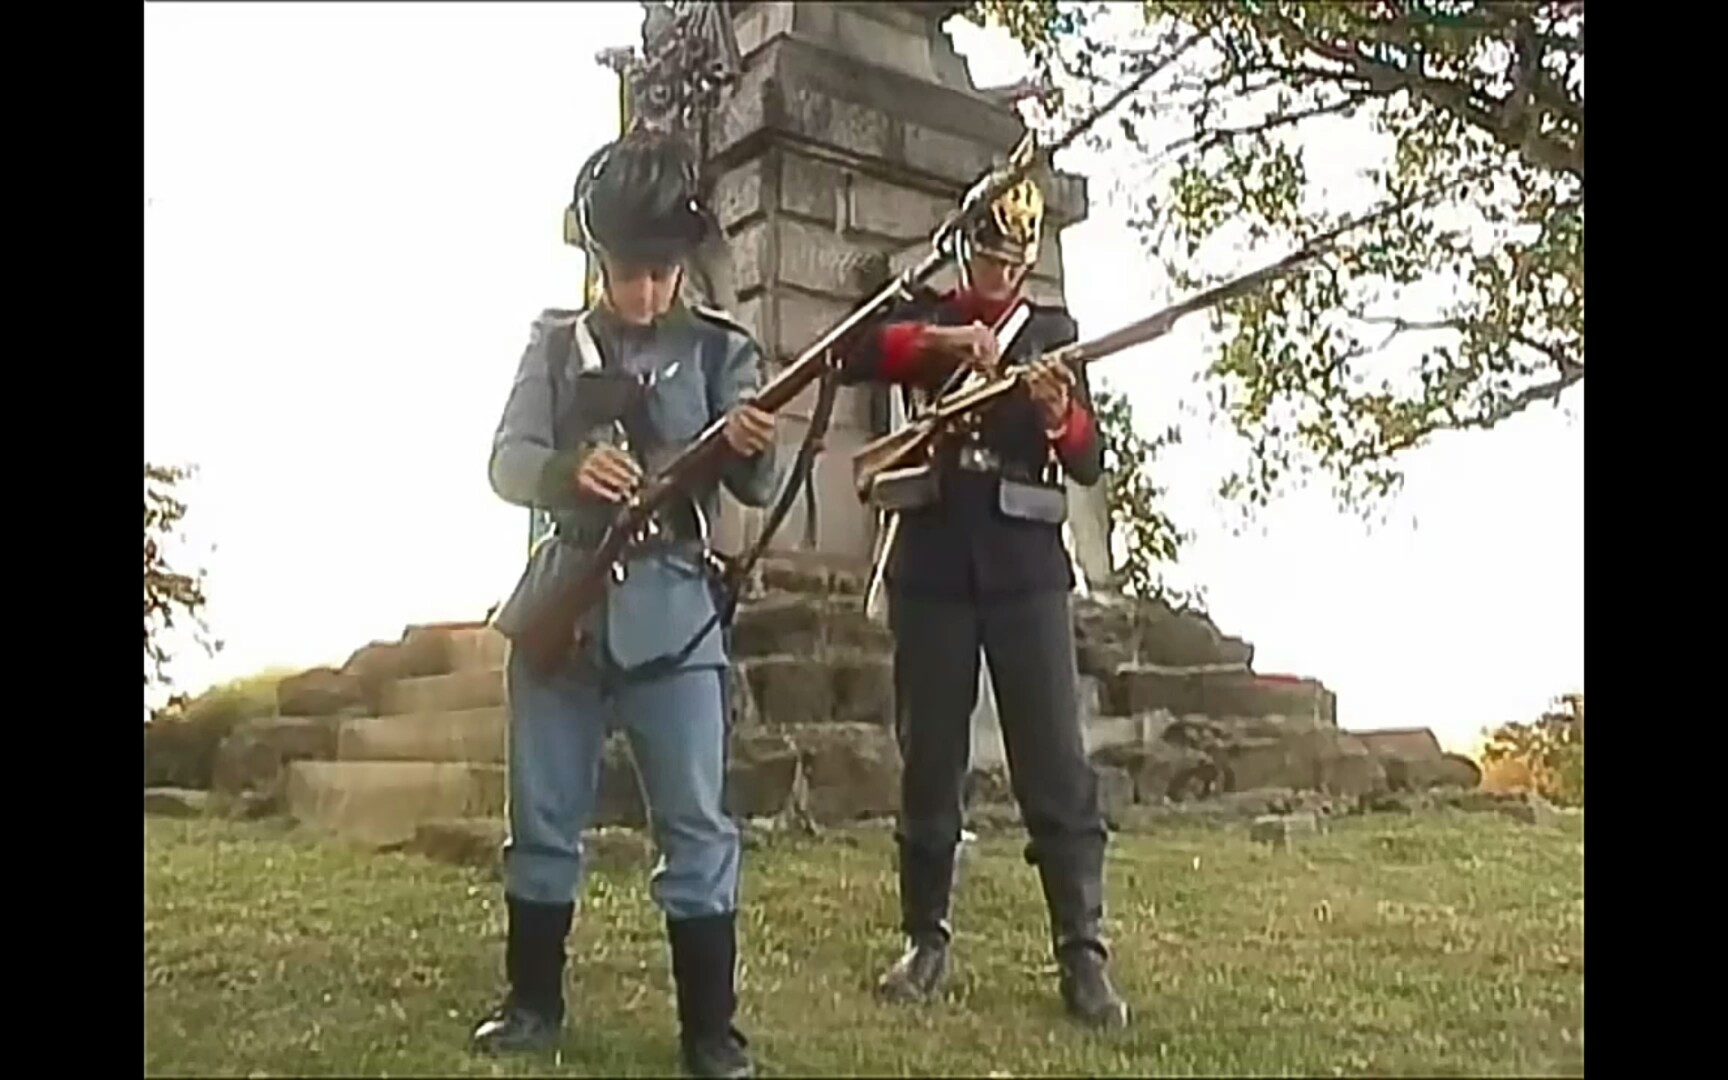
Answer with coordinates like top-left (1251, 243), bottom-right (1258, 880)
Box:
top-left (1050, 400), bottom-right (1095, 458)
top-left (877, 323), bottom-right (927, 382)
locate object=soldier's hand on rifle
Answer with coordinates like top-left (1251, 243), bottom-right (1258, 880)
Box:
top-left (1025, 357), bottom-right (1075, 428)
top-left (723, 403), bottom-right (777, 457)
top-left (925, 322), bottom-right (1000, 374)
top-left (575, 445), bottom-right (643, 503)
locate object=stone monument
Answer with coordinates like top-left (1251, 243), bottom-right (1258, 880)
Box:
top-left (167, 3), bottom-right (1479, 856)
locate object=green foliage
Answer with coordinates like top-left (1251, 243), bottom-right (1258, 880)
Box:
top-left (1091, 385), bottom-right (1203, 610)
top-left (1481, 691), bottom-right (1583, 807)
top-left (966, 1), bottom-right (1584, 516)
top-left (146, 462), bottom-right (218, 716)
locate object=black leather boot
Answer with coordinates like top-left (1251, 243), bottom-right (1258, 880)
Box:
top-left (876, 842), bottom-right (956, 1004)
top-left (470, 895), bottom-right (575, 1055)
top-left (1035, 844), bottom-right (1129, 1029)
top-left (668, 913), bottom-right (754, 1079)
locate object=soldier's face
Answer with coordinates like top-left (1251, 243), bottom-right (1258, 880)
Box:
top-left (970, 254), bottom-right (1026, 301)
top-left (603, 258), bottom-right (681, 325)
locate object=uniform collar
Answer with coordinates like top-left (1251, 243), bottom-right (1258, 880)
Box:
top-left (945, 286), bottom-right (1022, 328)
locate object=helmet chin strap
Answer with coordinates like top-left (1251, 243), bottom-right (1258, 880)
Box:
top-left (595, 262), bottom-right (684, 327)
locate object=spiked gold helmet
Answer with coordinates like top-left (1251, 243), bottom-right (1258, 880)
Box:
top-left (967, 175), bottom-right (1045, 267)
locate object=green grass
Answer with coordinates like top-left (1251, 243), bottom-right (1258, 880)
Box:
top-left (145, 811), bottom-right (1583, 1077)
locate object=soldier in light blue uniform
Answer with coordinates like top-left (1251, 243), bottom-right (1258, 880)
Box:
top-left (472, 128), bottom-right (777, 1080)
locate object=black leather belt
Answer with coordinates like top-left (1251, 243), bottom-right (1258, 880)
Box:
top-left (955, 444), bottom-right (1001, 473)
top-left (949, 443), bottom-right (1047, 485)
top-left (554, 521), bottom-right (703, 556)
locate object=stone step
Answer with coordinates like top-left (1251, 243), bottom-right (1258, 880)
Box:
top-left (379, 667), bottom-right (504, 716)
top-left (337, 707), bottom-right (506, 764)
top-left (402, 623), bottom-right (508, 673)
top-left (284, 761), bottom-right (505, 848)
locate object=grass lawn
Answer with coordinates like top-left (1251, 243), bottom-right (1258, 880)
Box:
top-left (144, 810), bottom-right (1583, 1077)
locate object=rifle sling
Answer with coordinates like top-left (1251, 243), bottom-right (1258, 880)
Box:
top-left (603, 358), bottom-right (842, 687)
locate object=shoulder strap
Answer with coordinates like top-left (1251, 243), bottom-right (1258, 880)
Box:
top-left (690, 303), bottom-right (753, 339)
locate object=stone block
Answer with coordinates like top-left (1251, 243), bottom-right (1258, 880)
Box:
top-left (277, 667), bottom-right (368, 718)
top-left (1136, 740), bottom-right (1224, 803)
top-left (729, 219), bottom-right (772, 299)
top-left (711, 58), bottom-right (775, 158)
top-left (767, 290), bottom-right (856, 366)
top-left (747, 657), bottom-right (835, 727)
top-left (732, 0), bottom-right (797, 59)
top-left (379, 668), bottom-right (505, 716)
top-left (1197, 672), bottom-right (1330, 722)
top-left (774, 156), bottom-right (954, 243)
top-left (776, 217), bottom-right (890, 298)
top-left (1249, 811), bottom-right (1320, 850)
top-left (778, 152), bottom-right (850, 229)
top-left (212, 715), bottom-right (342, 812)
top-left (1134, 604), bottom-right (1254, 670)
top-left (823, 595), bottom-right (894, 654)
top-left (337, 707), bottom-right (506, 765)
top-left (1074, 601), bottom-right (1137, 681)
top-left (1106, 667), bottom-right (1206, 717)
top-left (726, 663), bottom-right (759, 729)
top-left (831, 655), bottom-right (894, 727)
top-left (1097, 765), bottom-right (1135, 826)
top-left (1082, 714), bottom-right (1142, 757)
top-left (1435, 753), bottom-right (1483, 790)
top-left (439, 625), bottom-right (509, 673)
top-left (795, 723), bottom-right (901, 822)
top-left (757, 558), bottom-right (832, 596)
top-left (1220, 737), bottom-right (1301, 792)
top-left (731, 594), bottom-right (824, 658)
top-left (901, 122), bottom-right (995, 186)
top-left (725, 730), bottom-right (802, 819)
top-left (829, 4), bottom-right (939, 83)
top-left (712, 158), bottom-right (769, 232)
top-left (964, 765), bottom-right (1012, 808)
top-left (145, 788), bottom-right (210, 818)
top-left (1313, 731), bottom-right (1387, 798)
top-left (781, 82), bottom-right (894, 161)
top-left (284, 761), bottom-right (505, 849)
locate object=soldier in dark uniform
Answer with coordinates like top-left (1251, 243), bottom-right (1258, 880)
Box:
top-left (840, 175), bottom-right (1129, 1028)
top-left (474, 128), bottom-right (777, 1078)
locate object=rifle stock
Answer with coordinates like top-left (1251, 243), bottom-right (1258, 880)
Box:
top-left (852, 374), bottom-right (1026, 499)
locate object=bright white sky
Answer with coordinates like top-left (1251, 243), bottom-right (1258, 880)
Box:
top-left (144, 3), bottom-right (1582, 753)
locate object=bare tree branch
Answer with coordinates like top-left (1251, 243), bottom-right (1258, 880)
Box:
top-left (1255, 8), bottom-right (1583, 180)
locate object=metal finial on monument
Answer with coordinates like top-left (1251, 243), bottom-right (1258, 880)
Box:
top-left (597, 1), bottom-right (741, 139)
top-left (589, 5), bottom-right (743, 312)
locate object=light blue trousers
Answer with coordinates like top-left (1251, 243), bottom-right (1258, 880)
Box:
top-left (501, 648), bottom-right (740, 920)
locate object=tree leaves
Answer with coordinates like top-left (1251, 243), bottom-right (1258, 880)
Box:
top-left (967, 0), bottom-right (1584, 516)
top-left (1093, 387), bottom-right (1206, 611)
top-left (1480, 691), bottom-right (1584, 807)
top-left (146, 463), bottom-right (217, 717)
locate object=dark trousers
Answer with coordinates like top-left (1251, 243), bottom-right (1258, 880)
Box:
top-left (888, 588), bottom-right (1108, 944)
